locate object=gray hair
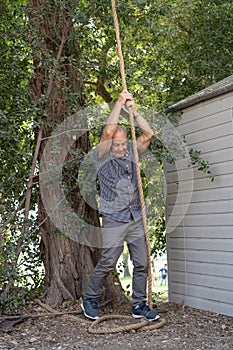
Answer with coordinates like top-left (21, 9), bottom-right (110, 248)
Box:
top-left (113, 125), bottom-right (127, 136)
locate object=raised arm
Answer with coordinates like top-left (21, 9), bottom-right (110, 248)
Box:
top-left (124, 95), bottom-right (154, 152)
top-left (130, 105), bottom-right (154, 152)
top-left (98, 90), bottom-right (133, 158)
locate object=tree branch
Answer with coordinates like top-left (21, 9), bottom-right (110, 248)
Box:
top-left (96, 76), bottom-right (113, 104)
top-left (175, 19), bottom-right (192, 35)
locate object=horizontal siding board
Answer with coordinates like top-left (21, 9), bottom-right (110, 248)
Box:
top-left (178, 93), bottom-right (233, 123)
top-left (178, 120), bottom-right (232, 144)
top-left (168, 238), bottom-right (233, 252)
top-left (166, 164), bottom-right (233, 195)
top-left (166, 186), bottom-right (233, 205)
top-left (183, 214), bottom-right (233, 226)
top-left (166, 160), bottom-right (233, 182)
top-left (169, 249), bottom-right (232, 264)
top-left (177, 109), bottom-right (232, 136)
top-left (166, 200), bottom-right (233, 215)
top-left (165, 148), bottom-right (233, 174)
top-left (170, 271), bottom-right (233, 291)
top-left (190, 186), bottom-right (233, 201)
top-left (197, 148), bottom-right (233, 166)
top-left (186, 130), bottom-right (233, 150)
top-left (170, 260), bottom-right (233, 278)
top-left (167, 226), bottom-right (233, 239)
top-left (166, 173), bottom-right (233, 193)
top-left (186, 298), bottom-right (233, 318)
top-left (169, 293), bottom-right (233, 317)
top-left (169, 282), bottom-right (233, 304)
top-left (167, 213), bottom-right (233, 227)
top-left (180, 126), bottom-right (233, 148)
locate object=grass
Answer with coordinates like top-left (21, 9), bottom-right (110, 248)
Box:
top-left (120, 276), bottom-right (168, 302)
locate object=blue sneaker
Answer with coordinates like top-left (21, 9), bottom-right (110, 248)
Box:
top-left (81, 298), bottom-right (99, 320)
top-left (132, 301), bottom-right (160, 322)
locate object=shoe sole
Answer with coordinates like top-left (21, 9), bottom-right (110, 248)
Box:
top-left (81, 302), bottom-right (99, 320)
top-left (132, 313), bottom-right (160, 322)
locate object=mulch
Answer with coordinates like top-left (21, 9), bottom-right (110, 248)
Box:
top-left (0, 299), bottom-right (232, 350)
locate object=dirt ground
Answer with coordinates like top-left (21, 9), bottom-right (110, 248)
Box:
top-left (0, 299), bottom-right (232, 350)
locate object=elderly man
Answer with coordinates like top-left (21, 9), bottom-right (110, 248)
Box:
top-left (82, 90), bottom-right (160, 322)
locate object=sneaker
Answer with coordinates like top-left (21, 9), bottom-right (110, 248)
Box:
top-left (81, 298), bottom-right (99, 320)
top-left (132, 301), bottom-right (160, 322)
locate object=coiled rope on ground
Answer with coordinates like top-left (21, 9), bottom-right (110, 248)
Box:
top-left (88, 314), bottom-right (166, 334)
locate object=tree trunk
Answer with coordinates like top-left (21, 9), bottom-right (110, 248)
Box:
top-left (29, 0), bottom-right (125, 307)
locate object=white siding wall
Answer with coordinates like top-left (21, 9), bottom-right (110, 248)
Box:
top-left (165, 91), bottom-right (233, 317)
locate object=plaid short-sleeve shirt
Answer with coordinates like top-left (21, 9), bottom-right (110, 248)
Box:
top-left (96, 141), bottom-right (142, 222)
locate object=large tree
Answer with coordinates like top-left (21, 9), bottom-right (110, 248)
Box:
top-left (0, 0), bottom-right (232, 309)
top-left (27, 0), bottom-right (126, 306)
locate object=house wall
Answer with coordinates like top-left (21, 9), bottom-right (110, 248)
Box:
top-left (165, 91), bottom-right (233, 317)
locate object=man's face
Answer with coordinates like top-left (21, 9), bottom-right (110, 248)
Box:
top-left (111, 132), bottom-right (127, 159)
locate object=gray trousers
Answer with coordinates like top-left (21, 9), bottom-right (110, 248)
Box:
top-left (85, 216), bottom-right (148, 306)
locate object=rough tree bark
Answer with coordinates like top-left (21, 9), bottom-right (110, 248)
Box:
top-left (28, 0), bottom-right (125, 307)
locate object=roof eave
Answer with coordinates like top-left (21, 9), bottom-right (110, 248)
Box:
top-left (167, 75), bottom-right (233, 113)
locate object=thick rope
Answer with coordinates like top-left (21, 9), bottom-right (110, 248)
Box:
top-left (88, 315), bottom-right (166, 334)
top-left (111, 0), bottom-right (152, 308)
top-left (35, 299), bottom-right (166, 334)
top-left (33, 299), bottom-right (166, 335)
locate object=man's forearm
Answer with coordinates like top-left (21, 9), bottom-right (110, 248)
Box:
top-left (134, 113), bottom-right (154, 138)
top-left (102, 101), bottom-right (123, 137)
top-left (107, 102), bottom-right (122, 125)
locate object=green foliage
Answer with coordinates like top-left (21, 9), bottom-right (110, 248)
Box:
top-left (0, 0), bottom-right (34, 205)
top-left (0, 1), bottom-right (40, 308)
top-left (152, 290), bottom-right (168, 303)
top-left (0, 285), bottom-right (43, 315)
top-left (150, 212), bottom-right (166, 257)
top-left (80, 0), bottom-right (233, 109)
top-left (189, 148), bottom-right (214, 181)
top-left (0, 0), bottom-right (231, 311)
